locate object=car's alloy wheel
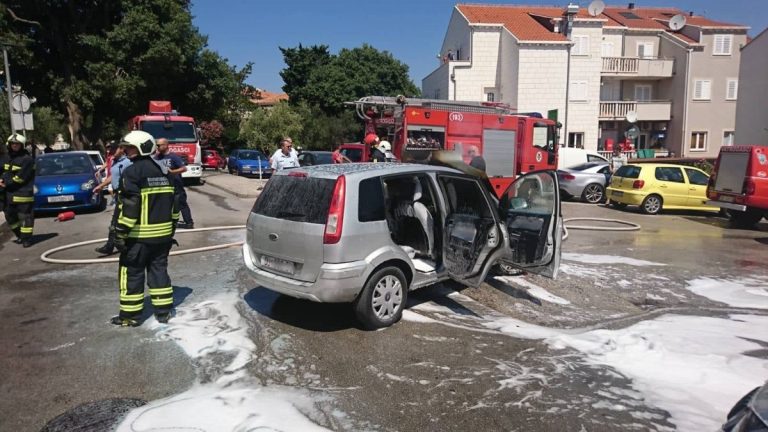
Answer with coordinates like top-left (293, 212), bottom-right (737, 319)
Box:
top-left (354, 267), bottom-right (407, 329)
top-left (582, 183), bottom-right (605, 204)
top-left (641, 194), bottom-right (662, 215)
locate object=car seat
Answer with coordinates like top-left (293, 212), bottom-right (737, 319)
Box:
top-left (393, 179), bottom-right (434, 258)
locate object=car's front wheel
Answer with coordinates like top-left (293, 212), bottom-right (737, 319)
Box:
top-left (641, 194), bottom-right (663, 215)
top-left (582, 183), bottom-right (605, 204)
top-left (354, 267), bottom-right (407, 329)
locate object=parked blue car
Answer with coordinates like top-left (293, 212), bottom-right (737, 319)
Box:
top-left (227, 149), bottom-right (272, 177)
top-left (34, 152), bottom-right (106, 212)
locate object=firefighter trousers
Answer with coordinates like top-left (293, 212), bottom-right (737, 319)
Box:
top-left (117, 241), bottom-right (174, 319)
top-left (4, 201), bottom-right (34, 240)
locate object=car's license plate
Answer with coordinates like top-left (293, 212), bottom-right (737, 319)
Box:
top-left (612, 191), bottom-right (624, 197)
top-left (719, 195), bottom-right (734, 203)
top-left (242, 169), bottom-right (251, 173)
top-left (48, 195), bottom-right (75, 203)
top-left (260, 255), bottom-right (294, 274)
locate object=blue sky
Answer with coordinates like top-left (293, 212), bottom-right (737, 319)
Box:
top-left (191, 1), bottom-right (767, 92)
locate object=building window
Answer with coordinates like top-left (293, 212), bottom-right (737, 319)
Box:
top-left (723, 131), bottom-right (735, 146)
top-left (634, 84), bottom-right (652, 102)
top-left (570, 81), bottom-right (588, 101)
top-left (713, 34), bottom-right (733, 55)
top-left (486, 92), bottom-right (495, 102)
top-left (693, 80), bottom-right (711, 101)
top-left (434, 89), bottom-right (441, 99)
top-left (726, 79), bottom-right (738, 100)
top-left (601, 41), bottom-right (614, 57)
top-left (637, 42), bottom-right (654, 59)
top-left (690, 131), bottom-right (707, 151)
top-left (573, 35), bottom-right (590, 56)
top-left (568, 132), bottom-right (584, 148)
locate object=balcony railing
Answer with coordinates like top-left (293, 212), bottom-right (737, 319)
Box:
top-left (599, 101), bottom-right (672, 121)
top-left (601, 57), bottom-right (674, 78)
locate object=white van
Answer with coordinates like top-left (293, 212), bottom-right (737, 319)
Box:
top-left (557, 147), bottom-right (608, 169)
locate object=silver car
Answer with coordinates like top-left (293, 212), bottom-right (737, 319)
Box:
top-left (243, 163), bottom-right (563, 329)
top-left (557, 162), bottom-right (612, 204)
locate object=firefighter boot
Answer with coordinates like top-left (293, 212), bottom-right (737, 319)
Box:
top-left (110, 316), bottom-right (140, 327)
top-left (12, 227), bottom-right (22, 244)
top-left (155, 312), bottom-right (171, 324)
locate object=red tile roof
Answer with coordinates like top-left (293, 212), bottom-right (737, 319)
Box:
top-left (249, 89), bottom-right (289, 107)
top-left (456, 4), bottom-right (747, 44)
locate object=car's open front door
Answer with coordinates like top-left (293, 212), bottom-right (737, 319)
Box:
top-left (437, 174), bottom-right (503, 287)
top-left (497, 171), bottom-right (562, 278)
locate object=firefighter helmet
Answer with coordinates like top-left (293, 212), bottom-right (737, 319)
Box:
top-left (379, 141), bottom-right (391, 152)
top-left (364, 133), bottom-right (378, 145)
top-left (120, 130), bottom-right (156, 156)
top-left (6, 133), bottom-right (26, 145)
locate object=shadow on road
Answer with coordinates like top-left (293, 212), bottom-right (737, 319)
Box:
top-left (31, 232), bottom-right (59, 246)
top-left (244, 287), bottom-right (361, 332)
top-left (485, 277), bottom-right (543, 306)
top-left (406, 282), bottom-right (483, 317)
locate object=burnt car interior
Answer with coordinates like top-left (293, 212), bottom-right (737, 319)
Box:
top-left (383, 175), bottom-right (440, 272)
top-left (499, 176), bottom-right (554, 265)
top-left (438, 176), bottom-right (496, 277)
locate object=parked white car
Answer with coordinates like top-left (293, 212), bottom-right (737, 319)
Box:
top-left (557, 147), bottom-right (608, 169)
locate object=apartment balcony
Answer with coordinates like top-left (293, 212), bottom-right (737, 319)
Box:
top-left (601, 57), bottom-right (674, 79)
top-left (599, 101), bottom-right (672, 121)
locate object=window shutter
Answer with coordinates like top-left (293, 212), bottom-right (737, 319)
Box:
top-left (694, 80), bottom-right (711, 100)
top-left (727, 80), bottom-right (738, 100)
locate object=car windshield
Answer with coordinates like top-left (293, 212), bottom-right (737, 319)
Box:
top-left (239, 151), bottom-right (265, 160)
top-left (341, 148), bottom-right (362, 162)
top-left (312, 153), bottom-right (333, 165)
top-left (140, 121), bottom-right (197, 142)
top-left (37, 155), bottom-right (94, 176)
top-left (88, 154), bottom-right (103, 166)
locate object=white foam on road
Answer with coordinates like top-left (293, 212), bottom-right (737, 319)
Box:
top-left (562, 253), bottom-right (666, 267)
top-left (495, 276), bottom-right (571, 305)
top-left (685, 277), bottom-right (768, 309)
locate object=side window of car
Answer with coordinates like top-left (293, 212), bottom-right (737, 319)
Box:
top-left (684, 168), bottom-right (709, 186)
top-left (500, 173), bottom-right (557, 215)
top-left (598, 166), bottom-right (611, 175)
top-left (439, 176), bottom-right (492, 218)
top-left (655, 167), bottom-right (684, 183)
top-left (358, 177), bottom-right (385, 222)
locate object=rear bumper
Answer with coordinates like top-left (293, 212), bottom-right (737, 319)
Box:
top-left (607, 188), bottom-right (645, 205)
top-left (707, 200), bottom-right (746, 212)
top-left (34, 193), bottom-right (102, 212)
top-left (242, 243), bottom-right (367, 303)
top-left (182, 165), bottom-right (203, 178)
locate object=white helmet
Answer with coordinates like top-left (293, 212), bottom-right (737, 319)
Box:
top-left (6, 133), bottom-right (26, 145)
top-left (120, 130), bottom-right (156, 156)
top-left (379, 140), bottom-right (391, 152)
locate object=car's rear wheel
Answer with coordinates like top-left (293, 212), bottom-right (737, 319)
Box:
top-left (641, 194), bottom-right (663, 215)
top-left (729, 208), bottom-right (764, 228)
top-left (354, 267), bottom-right (407, 329)
top-left (581, 183), bottom-right (605, 204)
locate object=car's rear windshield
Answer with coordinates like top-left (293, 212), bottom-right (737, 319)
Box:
top-left (239, 151), bottom-right (266, 160)
top-left (614, 165), bottom-right (641, 179)
top-left (313, 153), bottom-right (333, 165)
top-left (252, 175), bottom-right (336, 224)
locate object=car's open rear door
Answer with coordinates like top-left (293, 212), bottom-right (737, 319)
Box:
top-left (497, 171), bottom-right (562, 278)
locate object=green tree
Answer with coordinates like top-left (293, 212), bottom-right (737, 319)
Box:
top-left (293, 102), bottom-right (360, 150)
top-left (239, 102), bottom-right (302, 152)
top-left (280, 43), bottom-right (420, 115)
top-left (28, 105), bottom-right (66, 145)
top-left (0, 1), bottom-right (247, 149)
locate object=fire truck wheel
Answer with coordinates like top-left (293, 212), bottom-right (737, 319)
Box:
top-left (581, 183), bottom-right (605, 204)
top-left (728, 208), bottom-right (764, 228)
top-left (640, 194), bottom-right (663, 215)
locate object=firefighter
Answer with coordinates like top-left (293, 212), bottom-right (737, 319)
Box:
top-left (111, 131), bottom-right (179, 327)
top-left (1, 133), bottom-right (35, 247)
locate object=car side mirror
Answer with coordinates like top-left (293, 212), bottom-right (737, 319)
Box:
top-left (509, 197), bottom-right (529, 210)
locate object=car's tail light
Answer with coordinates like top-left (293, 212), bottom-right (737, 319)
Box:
top-left (744, 179), bottom-right (756, 196)
top-left (324, 175), bottom-right (346, 244)
top-left (561, 173), bottom-right (575, 181)
top-left (288, 171), bottom-right (307, 178)
top-left (632, 180), bottom-right (645, 189)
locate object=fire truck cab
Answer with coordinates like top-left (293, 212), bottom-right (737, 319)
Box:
top-left (349, 96), bottom-right (559, 197)
top-left (130, 101), bottom-right (203, 183)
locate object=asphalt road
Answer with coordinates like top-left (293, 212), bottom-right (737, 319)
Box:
top-left (1, 172), bottom-right (767, 432)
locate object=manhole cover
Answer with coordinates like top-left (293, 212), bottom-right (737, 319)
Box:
top-left (41, 398), bottom-right (146, 432)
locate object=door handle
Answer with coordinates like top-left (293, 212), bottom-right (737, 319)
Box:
top-left (659, 185), bottom-right (668, 188)
top-left (689, 188), bottom-right (697, 191)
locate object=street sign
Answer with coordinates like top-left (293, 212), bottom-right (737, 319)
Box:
top-left (12, 93), bottom-right (30, 112)
top-left (11, 112), bottom-right (34, 130)
top-left (625, 126), bottom-right (639, 139)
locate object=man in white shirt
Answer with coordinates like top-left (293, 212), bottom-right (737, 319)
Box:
top-left (271, 138), bottom-right (300, 171)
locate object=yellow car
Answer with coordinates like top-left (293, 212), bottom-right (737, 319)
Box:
top-left (606, 163), bottom-right (720, 215)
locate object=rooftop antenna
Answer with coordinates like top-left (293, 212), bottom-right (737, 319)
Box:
top-left (587, 0), bottom-right (605, 17)
top-left (669, 14), bottom-right (687, 31)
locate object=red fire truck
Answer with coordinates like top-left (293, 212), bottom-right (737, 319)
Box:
top-left (130, 101), bottom-right (203, 183)
top-left (348, 96), bottom-right (559, 196)
top-left (706, 145), bottom-right (768, 227)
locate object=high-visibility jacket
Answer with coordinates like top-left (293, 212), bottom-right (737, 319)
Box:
top-left (1, 150), bottom-right (35, 204)
top-left (115, 156), bottom-right (179, 244)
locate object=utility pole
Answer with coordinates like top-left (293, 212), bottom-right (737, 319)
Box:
top-left (2, 45), bottom-right (13, 134)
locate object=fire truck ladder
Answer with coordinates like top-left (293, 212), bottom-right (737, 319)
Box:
top-left (345, 95), bottom-right (516, 120)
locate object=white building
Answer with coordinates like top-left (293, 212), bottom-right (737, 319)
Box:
top-left (735, 27), bottom-right (768, 145)
top-left (423, 4), bottom-right (749, 158)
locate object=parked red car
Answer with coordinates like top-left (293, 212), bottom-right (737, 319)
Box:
top-left (202, 149), bottom-right (226, 170)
